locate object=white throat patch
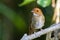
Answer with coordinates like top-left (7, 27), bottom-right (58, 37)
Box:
top-left (33, 13), bottom-right (39, 16)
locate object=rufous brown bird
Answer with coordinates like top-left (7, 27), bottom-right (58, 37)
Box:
top-left (29, 8), bottom-right (45, 34)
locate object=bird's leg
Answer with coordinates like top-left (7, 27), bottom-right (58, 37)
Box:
top-left (33, 27), bottom-right (43, 33)
top-left (41, 28), bottom-right (43, 31)
top-left (34, 30), bottom-right (37, 34)
top-left (34, 29), bottom-right (40, 33)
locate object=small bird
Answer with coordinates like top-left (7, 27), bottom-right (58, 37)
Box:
top-left (30, 8), bottom-right (45, 34)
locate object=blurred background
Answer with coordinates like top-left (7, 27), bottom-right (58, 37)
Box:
top-left (0, 0), bottom-right (54, 40)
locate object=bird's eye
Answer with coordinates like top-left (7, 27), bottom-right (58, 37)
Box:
top-left (36, 10), bottom-right (39, 12)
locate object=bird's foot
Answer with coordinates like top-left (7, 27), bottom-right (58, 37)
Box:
top-left (40, 29), bottom-right (43, 31)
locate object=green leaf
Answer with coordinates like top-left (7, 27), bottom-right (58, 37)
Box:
top-left (0, 3), bottom-right (27, 33)
top-left (19, 0), bottom-right (35, 6)
top-left (37, 0), bottom-right (51, 7)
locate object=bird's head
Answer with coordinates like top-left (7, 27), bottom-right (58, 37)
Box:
top-left (31, 8), bottom-right (43, 16)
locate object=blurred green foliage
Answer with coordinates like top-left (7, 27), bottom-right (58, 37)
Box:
top-left (0, 3), bottom-right (27, 33)
top-left (37, 0), bottom-right (51, 7)
top-left (19, 0), bottom-right (35, 6)
top-left (0, 15), bottom-right (3, 40)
